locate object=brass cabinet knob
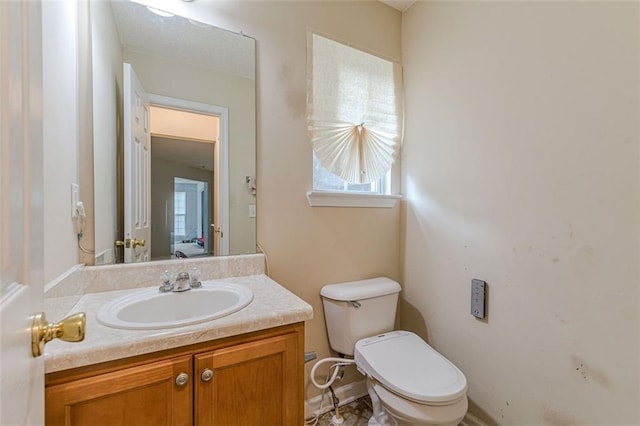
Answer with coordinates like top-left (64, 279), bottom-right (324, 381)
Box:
top-left (201, 368), bottom-right (214, 382)
top-left (175, 372), bottom-right (189, 387)
top-left (31, 312), bottom-right (86, 358)
top-left (131, 238), bottom-right (146, 248)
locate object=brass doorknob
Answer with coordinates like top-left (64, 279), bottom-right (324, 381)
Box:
top-left (131, 238), bottom-right (146, 248)
top-left (31, 312), bottom-right (86, 358)
top-left (115, 239), bottom-right (128, 248)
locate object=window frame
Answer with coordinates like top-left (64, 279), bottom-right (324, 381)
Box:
top-left (174, 191), bottom-right (187, 236)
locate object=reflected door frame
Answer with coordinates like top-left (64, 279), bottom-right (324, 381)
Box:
top-left (148, 94), bottom-right (229, 256)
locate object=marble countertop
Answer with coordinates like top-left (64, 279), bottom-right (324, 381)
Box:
top-left (44, 274), bottom-right (313, 373)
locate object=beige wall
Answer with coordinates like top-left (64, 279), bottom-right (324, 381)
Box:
top-left (401, 2), bottom-right (639, 424)
top-left (242, 2), bottom-right (402, 398)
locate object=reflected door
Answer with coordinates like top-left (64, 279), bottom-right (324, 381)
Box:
top-left (123, 63), bottom-right (151, 262)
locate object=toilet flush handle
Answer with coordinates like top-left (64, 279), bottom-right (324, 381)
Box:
top-left (349, 301), bottom-right (361, 309)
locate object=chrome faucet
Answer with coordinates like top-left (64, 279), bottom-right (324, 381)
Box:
top-left (159, 268), bottom-right (202, 293)
top-left (173, 272), bottom-right (191, 292)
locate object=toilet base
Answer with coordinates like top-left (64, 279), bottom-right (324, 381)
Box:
top-left (368, 415), bottom-right (395, 426)
top-left (366, 379), bottom-right (467, 426)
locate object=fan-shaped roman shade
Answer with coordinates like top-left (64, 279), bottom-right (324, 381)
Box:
top-left (307, 33), bottom-right (403, 184)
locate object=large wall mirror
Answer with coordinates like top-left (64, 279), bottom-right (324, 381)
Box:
top-left (91, 0), bottom-right (256, 265)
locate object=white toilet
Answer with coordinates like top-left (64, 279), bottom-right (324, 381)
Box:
top-left (320, 277), bottom-right (468, 426)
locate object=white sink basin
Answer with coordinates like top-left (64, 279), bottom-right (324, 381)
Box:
top-left (96, 282), bottom-right (254, 330)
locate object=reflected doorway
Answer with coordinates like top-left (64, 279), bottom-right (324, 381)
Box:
top-left (148, 105), bottom-right (221, 261)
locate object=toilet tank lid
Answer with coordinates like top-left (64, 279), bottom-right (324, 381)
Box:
top-left (321, 277), bottom-right (401, 301)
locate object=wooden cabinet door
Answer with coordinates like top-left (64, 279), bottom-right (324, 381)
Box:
top-left (45, 355), bottom-right (192, 426)
top-left (194, 333), bottom-right (301, 426)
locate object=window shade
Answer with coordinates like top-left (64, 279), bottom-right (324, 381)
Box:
top-left (307, 33), bottom-right (403, 184)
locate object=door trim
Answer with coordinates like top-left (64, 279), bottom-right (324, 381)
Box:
top-left (147, 94), bottom-right (229, 256)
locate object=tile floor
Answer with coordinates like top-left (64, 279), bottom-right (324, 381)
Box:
top-left (314, 396), bottom-right (373, 426)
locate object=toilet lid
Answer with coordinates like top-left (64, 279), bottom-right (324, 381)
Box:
top-left (354, 331), bottom-right (468, 404)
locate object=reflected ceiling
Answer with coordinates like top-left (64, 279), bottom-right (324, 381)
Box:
top-left (110, 1), bottom-right (255, 79)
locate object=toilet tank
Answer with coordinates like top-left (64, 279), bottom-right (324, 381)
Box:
top-left (320, 277), bottom-right (401, 356)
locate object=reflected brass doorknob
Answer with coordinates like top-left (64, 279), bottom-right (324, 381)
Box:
top-left (115, 239), bottom-right (129, 248)
top-left (115, 238), bottom-right (145, 249)
top-left (31, 312), bottom-right (86, 357)
top-left (131, 238), bottom-right (146, 248)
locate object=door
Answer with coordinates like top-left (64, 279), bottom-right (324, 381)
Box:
top-left (194, 333), bottom-right (301, 425)
top-left (0, 1), bottom-right (45, 424)
top-left (123, 63), bottom-right (151, 262)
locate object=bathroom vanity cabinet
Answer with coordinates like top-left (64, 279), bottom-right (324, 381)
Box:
top-left (44, 323), bottom-right (304, 426)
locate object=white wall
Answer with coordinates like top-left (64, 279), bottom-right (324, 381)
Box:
top-left (401, 2), bottom-right (639, 424)
top-left (42, 2), bottom-right (81, 283)
top-left (91, 0), bottom-right (122, 265)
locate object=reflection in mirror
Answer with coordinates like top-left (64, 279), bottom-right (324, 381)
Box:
top-left (150, 107), bottom-right (216, 261)
top-left (91, 0), bottom-right (256, 265)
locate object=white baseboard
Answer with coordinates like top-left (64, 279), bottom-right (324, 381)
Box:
top-left (460, 411), bottom-right (489, 426)
top-left (94, 248), bottom-right (114, 266)
top-left (305, 381), bottom-right (488, 426)
top-left (43, 263), bottom-right (84, 294)
top-left (304, 379), bottom-right (368, 419)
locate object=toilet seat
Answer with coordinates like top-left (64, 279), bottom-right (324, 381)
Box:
top-left (355, 331), bottom-right (468, 405)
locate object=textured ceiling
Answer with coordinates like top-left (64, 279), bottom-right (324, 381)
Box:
top-left (379, 0), bottom-right (416, 12)
top-left (110, 1), bottom-right (255, 80)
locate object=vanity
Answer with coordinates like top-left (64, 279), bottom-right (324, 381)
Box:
top-left (43, 255), bottom-right (313, 426)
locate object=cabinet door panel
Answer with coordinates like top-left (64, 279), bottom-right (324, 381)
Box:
top-left (45, 355), bottom-right (192, 426)
top-left (195, 333), bottom-right (300, 426)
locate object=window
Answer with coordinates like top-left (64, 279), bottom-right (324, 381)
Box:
top-left (174, 191), bottom-right (186, 236)
top-left (313, 154), bottom-right (389, 194)
top-left (306, 33), bottom-right (403, 207)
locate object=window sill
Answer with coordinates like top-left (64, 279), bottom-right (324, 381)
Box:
top-left (306, 190), bottom-right (401, 208)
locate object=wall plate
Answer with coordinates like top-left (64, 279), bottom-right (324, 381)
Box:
top-left (471, 279), bottom-right (486, 319)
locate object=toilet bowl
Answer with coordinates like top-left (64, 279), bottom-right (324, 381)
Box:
top-left (355, 331), bottom-right (468, 426)
top-left (320, 278), bottom-right (469, 426)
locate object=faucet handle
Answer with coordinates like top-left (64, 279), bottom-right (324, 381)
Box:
top-left (190, 267), bottom-right (202, 288)
top-left (159, 270), bottom-right (173, 292)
